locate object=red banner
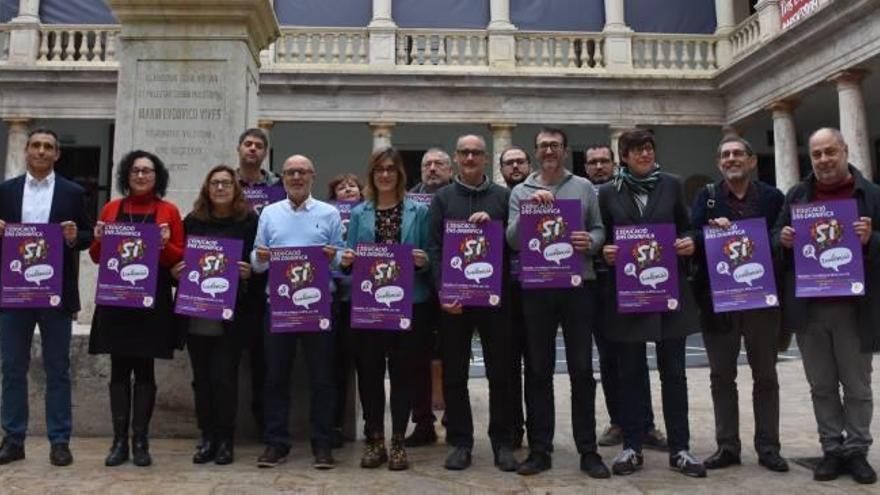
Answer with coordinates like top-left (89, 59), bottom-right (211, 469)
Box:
top-left (781, 0), bottom-right (821, 30)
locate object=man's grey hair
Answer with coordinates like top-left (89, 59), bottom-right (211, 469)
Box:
top-left (717, 136), bottom-right (755, 157)
top-left (455, 134), bottom-right (487, 150)
top-left (808, 127), bottom-right (847, 148)
top-left (421, 148), bottom-right (451, 167)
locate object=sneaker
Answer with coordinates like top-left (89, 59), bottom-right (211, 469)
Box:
top-left (670, 450), bottom-right (707, 478)
top-left (611, 448), bottom-right (644, 476)
top-left (598, 425), bottom-right (623, 447)
top-left (642, 428), bottom-right (668, 451)
top-left (580, 452), bottom-right (611, 479)
top-left (845, 453), bottom-right (877, 485)
top-left (313, 447), bottom-right (335, 470)
top-left (257, 444), bottom-right (289, 468)
top-left (404, 424), bottom-right (437, 448)
top-left (388, 435), bottom-right (409, 471)
top-left (360, 437), bottom-right (388, 469)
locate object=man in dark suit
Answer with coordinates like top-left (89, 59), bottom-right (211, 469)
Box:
top-left (0, 128), bottom-right (93, 466)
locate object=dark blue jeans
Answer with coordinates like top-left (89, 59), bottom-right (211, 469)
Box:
top-left (0, 309), bottom-right (73, 446)
top-left (262, 313), bottom-right (336, 452)
top-left (618, 337), bottom-right (689, 454)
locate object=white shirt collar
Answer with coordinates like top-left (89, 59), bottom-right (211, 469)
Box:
top-left (26, 171), bottom-right (55, 187)
top-left (288, 194), bottom-right (314, 212)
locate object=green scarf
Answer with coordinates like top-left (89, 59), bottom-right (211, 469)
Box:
top-left (614, 163), bottom-right (662, 195)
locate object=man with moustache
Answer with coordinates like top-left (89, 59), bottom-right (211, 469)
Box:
top-left (410, 148), bottom-right (453, 194)
top-left (773, 128), bottom-right (879, 484)
top-left (691, 136), bottom-right (788, 473)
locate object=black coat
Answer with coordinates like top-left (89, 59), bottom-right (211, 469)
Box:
top-left (597, 172), bottom-right (699, 342)
top-left (771, 165), bottom-right (880, 353)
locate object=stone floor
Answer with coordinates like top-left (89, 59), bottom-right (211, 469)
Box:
top-left (2, 359), bottom-right (879, 494)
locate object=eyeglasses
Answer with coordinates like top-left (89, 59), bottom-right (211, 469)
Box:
top-left (283, 168), bottom-right (314, 178)
top-left (502, 158), bottom-right (528, 167)
top-left (456, 149), bottom-right (486, 157)
top-left (630, 144), bottom-right (655, 155)
top-left (586, 158), bottom-right (613, 167)
top-left (719, 149), bottom-right (749, 159)
top-left (537, 142), bottom-right (563, 151)
top-left (130, 167), bottom-right (155, 177)
top-left (373, 166), bottom-right (397, 176)
top-left (209, 179), bottom-right (234, 189)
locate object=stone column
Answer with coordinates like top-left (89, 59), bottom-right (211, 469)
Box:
top-left (489, 0), bottom-right (514, 29)
top-left (609, 125), bottom-right (629, 163)
top-left (714, 0), bottom-right (736, 66)
top-left (7, 0), bottom-right (41, 64)
top-left (490, 123), bottom-right (515, 186)
top-left (4, 118), bottom-right (31, 180)
top-left (756, 0), bottom-right (782, 41)
top-left (488, 0), bottom-right (516, 69)
top-left (770, 100), bottom-right (800, 193)
top-left (370, 122), bottom-right (395, 150)
top-left (829, 69), bottom-right (874, 181)
top-left (257, 119), bottom-right (275, 169)
top-left (603, 0), bottom-right (633, 72)
top-left (368, 0), bottom-right (397, 67)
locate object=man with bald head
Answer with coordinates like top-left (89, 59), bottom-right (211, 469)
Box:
top-left (773, 128), bottom-right (880, 485)
top-left (251, 154), bottom-right (345, 470)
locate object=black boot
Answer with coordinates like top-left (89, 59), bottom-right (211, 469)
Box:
top-left (105, 382), bottom-right (131, 467)
top-left (214, 432), bottom-right (234, 465)
top-left (131, 383), bottom-right (156, 467)
top-left (192, 434), bottom-right (216, 464)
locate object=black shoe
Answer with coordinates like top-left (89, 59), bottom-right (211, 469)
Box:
top-left (257, 444), bottom-right (289, 468)
top-left (757, 451), bottom-right (789, 473)
top-left (192, 437), bottom-right (216, 464)
top-left (612, 449), bottom-right (643, 476)
top-left (494, 446), bottom-right (518, 472)
top-left (845, 453), bottom-right (877, 484)
top-left (0, 440), bottom-right (25, 465)
top-left (516, 451), bottom-right (551, 476)
top-left (670, 450), bottom-right (707, 478)
top-left (313, 447), bottom-right (335, 470)
top-left (104, 436), bottom-right (129, 467)
top-left (814, 452), bottom-right (843, 481)
top-left (704, 448), bottom-right (741, 470)
top-left (404, 424), bottom-right (437, 448)
top-left (580, 452), bottom-right (610, 479)
top-left (49, 443), bottom-right (73, 467)
top-left (444, 446), bottom-right (472, 470)
top-left (214, 440), bottom-right (234, 466)
top-left (131, 436), bottom-right (152, 467)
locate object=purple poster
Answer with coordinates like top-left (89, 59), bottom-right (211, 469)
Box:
top-left (1, 224), bottom-right (64, 309)
top-left (351, 243), bottom-right (414, 330)
top-left (330, 200), bottom-right (359, 243)
top-left (518, 199), bottom-right (584, 288)
top-left (174, 236), bottom-right (243, 321)
top-left (405, 192), bottom-right (434, 208)
top-left (614, 224), bottom-right (679, 313)
top-left (269, 246), bottom-right (332, 332)
top-left (440, 220), bottom-right (503, 307)
top-left (703, 218), bottom-right (779, 313)
top-left (792, 199), bottom-right (865, 298)
top-left (96, 223), bottom-right (161, 308)
top-left (243, 184), bottom-right (286, 213)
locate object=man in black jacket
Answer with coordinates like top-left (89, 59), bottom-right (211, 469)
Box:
top-left (427, 134), bottom-right (517, 472)
top-left (773, 128), bottom-right (879, 485)
top-left (691, 136), bottom-right (788, 473)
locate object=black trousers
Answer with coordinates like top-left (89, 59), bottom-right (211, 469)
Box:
top-left (332, 299), bottom-right (355, 432)
top-left (355, 303), bottom-right (429, 437)
top-left (110, 355), bottom-right (155, 386)
top-left (244, 276), bottom-right (268, 432)
top-left (522, 285), bottom-right (597, 454)
top-left (441, 306), bottom-right (513, 450)
top-left (409, 296), bottom-right (438, 428)
top-left (509, 282), bottom-right (528, 439)
top-left (187, 332), bottom-right (242, 438)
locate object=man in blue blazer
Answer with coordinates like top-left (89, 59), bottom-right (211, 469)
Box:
top-left (0, 128), bottom-right (93, 466)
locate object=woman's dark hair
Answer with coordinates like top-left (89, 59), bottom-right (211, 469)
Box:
top-left (364, 147), bottom-right (406, 203)
top-left (116, 150), bottom-right (169, 197)
top-left (327, 173), bottom-right (364, 201)
top-left (617, 129), bottom-right (656, 164)
top-left (191, 164), bottom-right (253, 222)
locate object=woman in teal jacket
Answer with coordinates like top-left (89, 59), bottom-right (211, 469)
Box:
top-left (340, 147), bottom-right (431, 471)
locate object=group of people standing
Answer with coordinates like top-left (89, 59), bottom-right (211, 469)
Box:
top-left (0, 124), bottom-right (875, 486)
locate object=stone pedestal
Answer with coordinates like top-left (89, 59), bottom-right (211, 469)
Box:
top-left (108, 0), bottom-right (279, 211)
top-left (756, 0), bottom-right (782, 41)
top-left (602, 0), bottom-right (633, 72)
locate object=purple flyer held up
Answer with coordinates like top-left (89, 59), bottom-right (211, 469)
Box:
top-left (440, 220), bottom-right (503, 307)
top-left (330, 201), bottom-right (359, 243)
top-left (174, 236), bottom-right (243, 321)
top-left (518, 199), bottom-right (584, 289)
top-left (614, 223), bottom-right (679, 313)
top-left (405, 192), bottom-right (434, 208)
top-left (243, 184), bottom-right (286, 214)
top-left (96, 222), bottom-right (161, 308)
top-left (703, 218), bottom-right (779, 313)
top-left (351, 243), bottom-right (414, 330)
top-left (269, 246), bottom-right (332, 332)
top-left (792, 199), bottom-right (865, 298)
top-left (0, 224), bottom-right (63, 309)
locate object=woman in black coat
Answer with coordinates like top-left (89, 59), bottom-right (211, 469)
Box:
top-left (171, 165), bottom-right (258, 465)
top-left (597, 130), bottom-right (705, 478)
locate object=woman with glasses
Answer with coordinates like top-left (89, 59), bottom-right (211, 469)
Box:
top-left (597, 130), bottom-right (706, 478)
top-left (339, 147), bottom-right (431, 470)
top-left (171, 165), bottom-right (258, 465)
top-left (89, 150), bottom-right (185, 467)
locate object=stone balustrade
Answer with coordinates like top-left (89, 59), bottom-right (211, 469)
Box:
top-left (0, 26), bottom-right (8, 62)
top-left (729, 12), bottom-right (761, 61)
top-left (515, 31), bottom-right (605, 70)
top-left (37, 24), bottom-right (118, 65)
top-left (396, 29), bottom-right (489, 67)
top-left (632, 34), bottom-right (718, 73)
top-left (274, 28), bottom-right (369, 66)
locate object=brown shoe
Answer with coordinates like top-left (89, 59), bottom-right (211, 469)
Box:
top-left (360, 437), bottom-right (387, 469)
top-left (388, 435), bottom-right (409, 471)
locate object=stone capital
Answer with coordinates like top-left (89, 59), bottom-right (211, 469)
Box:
top-left (257, 119), bottom-right (275, 131)
top-left (369, 122), bottom-right (395, 138)
top-left (489, 122), bottom-right (516, 133)
top-left (768, 99), bottom-right (797, 115)
top-left (827, 68), bottom-right (869, 88)
top-left (3, 117), bottom-right (33, 127)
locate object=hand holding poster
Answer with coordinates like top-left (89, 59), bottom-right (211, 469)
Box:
top-left (1, 224), bottom-right (64, 308)
top-left (518, 199), bottom-right (584, 288)
top-left (703, 218), bottom-right (779, 312)
top-left (614, 223), bottom-right (679, 313)
top-left (243, 184), bottom-right (286, 213)
top-left (269, 246), bottom-right (332, 332)
top-left (174, 236), bottom-right (243, 321)
top-left (792, 199), bottom-right (865, 297)
top-left (440, 220), bottom-right (503, 307)
top-left (351, 243), bottom-right (414, 330)
top-left (96, 223), bottom-right (160, 308)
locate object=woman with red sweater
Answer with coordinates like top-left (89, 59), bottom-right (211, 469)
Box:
top-left (88, 150), bottom-right (184, 468)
